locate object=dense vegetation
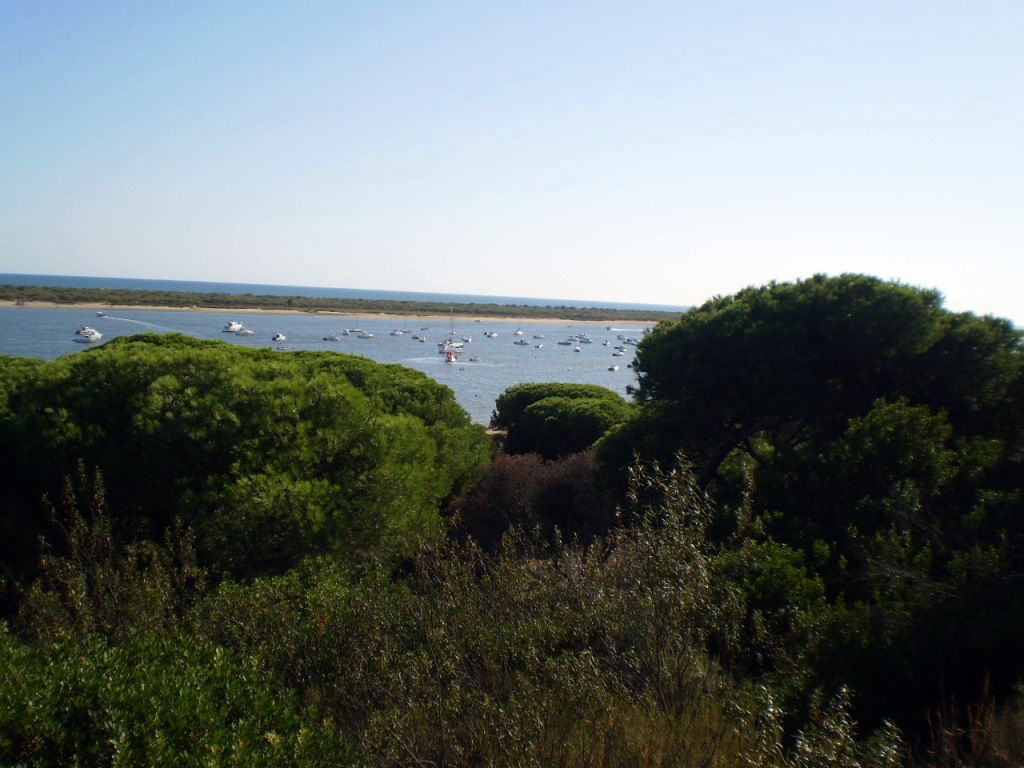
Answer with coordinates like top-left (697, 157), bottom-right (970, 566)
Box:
top-left (0, 282), bottom-right (675, 321)
top-left (2, 274), bottom-right (1022, 766)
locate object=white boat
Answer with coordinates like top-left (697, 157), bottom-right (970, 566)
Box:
top-left (391, 329), bottom-right (405, 336)
top-left (461, 336), bottom-right (472, 342)
top-left (96, 311), bottom-right (106, 317)
top-left (358, 332), bottom-right (375, 339)
top-left (535, 343), bottom-right (544, 348)
top-left (74, 327), bottom-right (102, 343)
top-left (441, 308), bottom-right (461, 362)
top-left (485, 331), bottom-right (499, 338)
top-left (608, 365), bottom-right (620, 371)
top-left (323, 334), bottom-right (341, 341)
top-left (272, 332), bottom-right (286, 342)
top-left (223, 321), bottom-right (244, 333)
top-left (574, 346), bottom-right (582, 352)
top-left (533, 334), bottom-right (545, 339)
top-left (235, 327), bottom-right (254, 336)
top-left (513, 329), bottom-right (524, 336)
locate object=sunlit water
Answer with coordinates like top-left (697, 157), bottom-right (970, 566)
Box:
top-left (0, 307), bottom-right (651, 424)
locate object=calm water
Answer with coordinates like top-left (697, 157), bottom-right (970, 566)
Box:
top-left (0, 306), bottom-right (650, 424)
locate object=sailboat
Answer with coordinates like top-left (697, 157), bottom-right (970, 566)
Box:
top-left (439, 308), bottom-right (462, 363)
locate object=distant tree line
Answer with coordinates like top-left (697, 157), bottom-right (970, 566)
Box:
top-left (0, 283), bottom-right (678, 322)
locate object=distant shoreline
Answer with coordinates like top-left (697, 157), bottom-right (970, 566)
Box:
top-left (1, 285), bottom-right (678, 323)
top-left (1, 299), bottom-right (664, 325)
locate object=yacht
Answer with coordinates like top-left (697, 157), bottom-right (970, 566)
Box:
top-left (74, 327), bottom-right (102, 343)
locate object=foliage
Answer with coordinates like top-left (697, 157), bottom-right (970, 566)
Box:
top-left (0, 333), bottom-right (490, 578)
top-left (492, 382), bottom-right (631, 458)
top-left (3, 460), bottom-right (909, 767)
top-left (448, 449), bottom-right (617, 548)
top-left (597, 273), bottom-right (1024, 738)
top-left (0, 628), bottom-right (351, 767)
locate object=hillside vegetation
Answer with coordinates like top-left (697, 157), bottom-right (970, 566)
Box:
top-left (1, 274), bottom-right (1022, 767)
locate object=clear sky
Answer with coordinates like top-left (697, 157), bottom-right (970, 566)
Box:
top-left (2, 1), bottom-right (1022, 322)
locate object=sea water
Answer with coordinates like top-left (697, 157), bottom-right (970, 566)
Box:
top-left (0, 303), bottom-right (659, 425)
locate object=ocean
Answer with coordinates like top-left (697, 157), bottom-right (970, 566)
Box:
top-left (0, 274), bottom-right (671, 424)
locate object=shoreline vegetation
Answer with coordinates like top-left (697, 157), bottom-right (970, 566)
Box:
top-left (0, 283), bottom-right (679, 323)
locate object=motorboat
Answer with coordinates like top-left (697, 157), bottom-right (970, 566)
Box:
top-left (96, 311), bottom-right (106, 317)
top-left (484, 331), bottom-right (499, 338)
top-left (223, 321), bottom-right (244, 333)
top-left (358, 332), bottom-right (375, 339)
top-left (513, 329), bottom-right (524, 336)
top-left (533, 334), bottom-right (544, 339)
top-left (235, 327), bottom-right (254, 336)
top-left (323, 334), bottom-right (341, 342)
top-left (469, 356), bottom-right (481, 363)
top-left (391, 329), bottom-right (405, 336)
top-left (574, 346), bottom-right (582, 352)
top-left (514, 339), bottom-right (530, 346)
top-left (74, 327), bottom-right (102, 343)
top-left (608, 365), bottom-right (620, 371)
top-left (535, 343), bottom-right (544, 348)
top-left (272, 332), bottom-right (286, 342)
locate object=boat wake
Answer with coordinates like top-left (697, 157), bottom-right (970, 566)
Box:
top-left (100, 316), bottom-right (172, 330)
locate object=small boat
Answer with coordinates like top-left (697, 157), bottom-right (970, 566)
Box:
top-left (514, 339), bottom-right (530, 346)
top-left (358, 332), bottom-right (375, 339)
top-left (574, 346), bottom-right (582, 352)
top-left (608, 365), bottom-right (620, 371)
top-left (441, 309), bottom-right (462, 363)
top-left (461, 336), bottom-right (472, 342)
top-left (96, 311), bottom-right (106, 317)
top-left (485, 331), bottom-right (499, 338)
top-left (235, 327), bottom-right (255, 336)
top-left (533, 334), bottom-right (545, 339)
top-left (222, 321), bottom-right (244, 333)
top-left (612, 350), bottom-right (625, 357)
top-left (469, 356), bottom-right (481, 363)
top-left (74, 327), bottom-right (102, 343)
top-left (391, 329), bottom-right (405, 336)
top-left (513, 329), bottom-right (524, 336)
top-left (272, 332), bottom-right (286, 342)
top-left (323, 334), bottom-right (341, 342)
top-left (535, 343), bottom-right (544, 348)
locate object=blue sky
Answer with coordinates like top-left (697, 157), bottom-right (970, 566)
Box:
top-left (2, 1), bottom-right (1022, 322)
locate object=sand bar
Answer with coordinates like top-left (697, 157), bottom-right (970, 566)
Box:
top-left (2, 300), bottom-right (663, 325)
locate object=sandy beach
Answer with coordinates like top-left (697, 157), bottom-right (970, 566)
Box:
top-left (1, 300), bottom-right (659, 325)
